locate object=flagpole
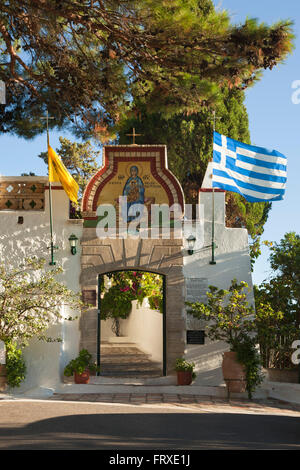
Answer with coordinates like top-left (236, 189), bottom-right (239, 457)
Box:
top-left (44, 111), bottom-right (56, 266)
top-left (210, 111), bottom-right (217, 265)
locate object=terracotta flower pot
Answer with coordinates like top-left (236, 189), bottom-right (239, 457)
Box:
top-left (74, 369), bottom-right (90, 384)
top-left (176, 370), bottom-right (193, 386)
top-left (222, 351), bottom-right (246, 393)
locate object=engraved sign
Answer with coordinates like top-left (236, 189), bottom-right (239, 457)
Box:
top-left (187, 330), bottom-right (205, 345)
top-left (0, 81), bottom-right (5, 105)
top-left (186, 277), bottom-right (208, 304)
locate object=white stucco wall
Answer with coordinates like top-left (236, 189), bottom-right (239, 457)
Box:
top-left (100, 300), bottom-right (163, 364)
top-left (0, 177), bottom-right (82, 393)
top-left (121, 300), bottom-right (163, 363)
top-left (0, 170), bottom-right (254, 390)
top-left (183, 190), bottom-right (253, 297)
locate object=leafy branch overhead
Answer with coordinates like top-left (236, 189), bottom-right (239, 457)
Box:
top-left (0, 0), bottom-right (294, 138)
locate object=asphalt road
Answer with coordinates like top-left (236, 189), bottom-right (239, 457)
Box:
top-left (0, 399), bottom-right (299, 450)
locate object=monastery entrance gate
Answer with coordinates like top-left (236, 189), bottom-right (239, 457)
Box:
top-left (79, 144), bottom-right (186, 376)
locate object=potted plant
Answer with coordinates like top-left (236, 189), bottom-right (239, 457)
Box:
top-left (186, 279), bottom-right (263, 398)
top-left (175, 358), bottom-right (196, 385)
top-left (64, 349), bottom-right (99, 384)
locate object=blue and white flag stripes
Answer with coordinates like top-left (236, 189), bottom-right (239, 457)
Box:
top-left (212, 132), bottom-right (287, 202)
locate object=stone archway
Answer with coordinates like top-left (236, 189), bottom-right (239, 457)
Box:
top-left (80, 236), bottom-right (185, 375)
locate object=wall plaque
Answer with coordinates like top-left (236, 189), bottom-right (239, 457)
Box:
top-left (185, 277), bottom-right (208, 304)
top-left (186, 330), bottom-right (205, 345)
top-left (82, 289), bottom-right (97, 306)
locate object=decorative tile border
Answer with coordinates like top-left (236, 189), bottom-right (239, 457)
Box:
top-left (0, 181), bottom-right (45, 211)
top-left (81, 145), bottom-right (184, 220)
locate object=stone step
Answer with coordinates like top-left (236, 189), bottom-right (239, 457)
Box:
top-left (99, 341), bottom-right (162, 378)
top-left (100, 360), bottom-right (161, 367)
top-left (101, 341), bottom-right (139, 348)
top-left (100, 358), bottom-right (161, 369)
top-left (100, 363), bottom-right (161, 370)
top-left (99, 370), bottom-right (162, 378)
top-left (100, 349), bottom-right (153, 359)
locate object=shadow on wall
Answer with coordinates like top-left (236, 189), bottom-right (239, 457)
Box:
top-left (0, 216), bottom-right (82, 392)
top-left (0, 219), bottom-right (52, 265)
top-left (186, 248), bottom-right (254, 302)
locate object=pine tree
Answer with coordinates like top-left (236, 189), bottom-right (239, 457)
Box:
top-left (118, 87), bottom-right (271, 241)
top-left (0, 0), bottom-right (294, 139)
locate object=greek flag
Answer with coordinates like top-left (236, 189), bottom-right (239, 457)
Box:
top-left (212, 132), bottom-right (287, 202)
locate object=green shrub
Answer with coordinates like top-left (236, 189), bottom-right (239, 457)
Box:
top-left (232, 335), bottom-right (264, 399)
top-left (6, 342), bottom-right (26, 388)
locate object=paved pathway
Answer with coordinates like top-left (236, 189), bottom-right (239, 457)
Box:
top-left (0, 396), bottom-right (299, 449)
top-left (48, 392), bottom-right (300, 415)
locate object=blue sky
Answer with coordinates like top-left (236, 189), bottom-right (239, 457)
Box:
top-left (0, 1), bottom-right (299, 286)
top-left (212, 0), bottom-right (300, 285)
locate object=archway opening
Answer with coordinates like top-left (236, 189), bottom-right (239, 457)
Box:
top-left (97, 270), bottom-right (166, 378)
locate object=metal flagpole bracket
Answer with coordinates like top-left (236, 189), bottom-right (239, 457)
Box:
top-left (47, 241), bottom-right (59, 266)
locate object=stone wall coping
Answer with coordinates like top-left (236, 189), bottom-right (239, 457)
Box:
top-left (0, 176), bottom-right (48, 182)
top-left (67, 219), bottom-right (84, 225)
top-left (104, 145), bottom-right (167, 148)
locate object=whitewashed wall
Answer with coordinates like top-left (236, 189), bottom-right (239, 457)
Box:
top-left (182, 166), bottom-right (254, 384)
top-left (0, 170), bottom-right (254, 391)
top-left (100, 300), bottom-right (163, 364)
top-left (0, 177), bottom-right (82, 393)
top-left (122, 300), bottom-right (163, 363)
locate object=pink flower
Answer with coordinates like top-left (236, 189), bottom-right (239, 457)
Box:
top-left (120, 286), bottom-right (130, 292)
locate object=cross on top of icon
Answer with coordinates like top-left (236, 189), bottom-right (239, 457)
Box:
top-left (126, 128), bottom-right (143, 145)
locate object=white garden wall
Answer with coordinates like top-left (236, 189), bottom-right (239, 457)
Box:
top-left (100, 300), bottom-right (163, 364)
top-left (0, 168), bottom-right (254, 391)
top-left (121, 300), bottom-right (163, 363)
top-left (0, 177), bottom-right (83, 393)
top-left (182, 165), bottom-right (254, 384)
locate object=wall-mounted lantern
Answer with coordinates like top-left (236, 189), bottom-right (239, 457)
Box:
top-left (68, 233), bottom-right (78, 255)
top-left (186, 234), bottom-right (196, 255)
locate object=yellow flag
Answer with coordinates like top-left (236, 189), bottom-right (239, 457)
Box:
top-left (48, 146), bottom-right (79, 204)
